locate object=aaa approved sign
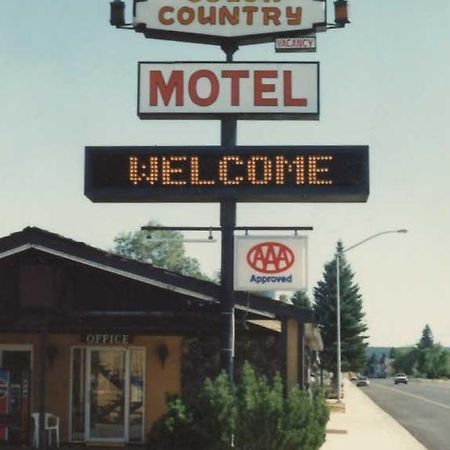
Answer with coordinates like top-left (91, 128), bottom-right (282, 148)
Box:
top-left (234, 236), bottom-right (307, 291)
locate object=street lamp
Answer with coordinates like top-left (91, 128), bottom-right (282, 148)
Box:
top-left (335, 229), bottom-right (407, 402)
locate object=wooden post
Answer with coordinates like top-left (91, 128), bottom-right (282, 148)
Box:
top-left (283, 318), bottom-right (299, 393)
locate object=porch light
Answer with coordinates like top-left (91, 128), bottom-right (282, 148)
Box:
top-left (334, 0), bottom-right (350, 26)
top-left (157, 343), bottom-right (169, 368)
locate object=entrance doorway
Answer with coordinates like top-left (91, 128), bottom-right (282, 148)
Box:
top-left (71, 347), bottom-right (145, 443)
top-left (88, 349), bottom-right (126, 441)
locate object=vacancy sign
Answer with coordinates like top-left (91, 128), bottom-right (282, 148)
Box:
top-left (275, 35), bottom-right (317, 52)
top-left (234, 236), bottom-right (307, 291)
top-left (138, 62), bottom-right (319, 119)
top-left (133, 0), bottom-right (327, 45)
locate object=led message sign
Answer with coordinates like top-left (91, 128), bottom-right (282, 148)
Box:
top-left (133, 0), bottom-right (327, 46)
top-left (138, 62), bottom-right (319, 119)
top-left (85, 146), bottom-right (369, 203)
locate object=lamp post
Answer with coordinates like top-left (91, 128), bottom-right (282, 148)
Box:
top-left (335, 229), bottom-right (407, 402)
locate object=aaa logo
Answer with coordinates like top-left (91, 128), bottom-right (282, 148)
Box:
top-left (246, 242), bottom-right (295, 274)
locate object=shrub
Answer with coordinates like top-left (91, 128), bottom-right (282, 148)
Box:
top-left (235, 364), bottom-right (284, 450)
top-left (147, 362), bottom-right (329, 450)
top-left (146, 394), bottom-right (202, 450)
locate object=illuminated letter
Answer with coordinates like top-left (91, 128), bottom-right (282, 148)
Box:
top-left (222, 70), bottom-right (249, 106)
top-left (150, 71), bottom-right (184, 106)
top-left (248, 156), bottom-right (272, 185)
top-left (162, 156), bottom-right (188, 185)
top-left (129, 156), bottom-right (159, 185)
top-left (190, 156), bottom-right (215, 185)
top-left (283, 71), bottom-right (307, 106)
top-left (308, 156), bottom-right (333, 185)
top-left (254, 70), bottom-right (278, 106)
top-left (188, 70), bottom-right (219, 107)
top-left (219, 156), bottom-right (244, 185)
top-left (275, 156), bottom-right (305, 185)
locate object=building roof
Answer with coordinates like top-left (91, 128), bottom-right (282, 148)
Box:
top-left (0, 227), bottom-right (313, 324)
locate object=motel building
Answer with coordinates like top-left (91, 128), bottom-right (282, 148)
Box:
top-left (0, 227), bottom-right (321, 447)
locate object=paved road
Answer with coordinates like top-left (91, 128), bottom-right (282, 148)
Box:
top-left (360, 378), bottom-right (450, 450)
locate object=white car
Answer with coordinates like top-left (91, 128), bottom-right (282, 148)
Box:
top-left (394, 373), bottom-right (408, 384)
top-left (356, 376), bottom-right (370, 387)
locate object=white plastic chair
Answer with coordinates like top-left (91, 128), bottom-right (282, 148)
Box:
top-left (31, 412), bottom-right (60, 447)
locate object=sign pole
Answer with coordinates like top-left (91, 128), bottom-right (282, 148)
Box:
top-left (220, 200), bottom-right (236, 380)
top-left (220, 42), bottom-right (238, 380)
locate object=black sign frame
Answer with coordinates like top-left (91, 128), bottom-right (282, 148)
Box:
top-left (85, 146), bottom-right (369, 203)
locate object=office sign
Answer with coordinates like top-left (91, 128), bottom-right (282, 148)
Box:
top-left (85, 145), bottom-right (369, 203)
top-left (275, 35), bottom-right (317, 52)
top-left (234, 236), bottom-right (307, 291)
top-left (138, 62), bottom-right (319, 119)
top-left (133, 0), bottom-right (327, 46)
top-left (82, 334), bottom-right (133, 345)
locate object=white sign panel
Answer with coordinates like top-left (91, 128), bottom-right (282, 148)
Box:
top-left (134, 0), bottom-right (326, 42)
top-left (234, 236), bottom-right (307, 291)
top-left (138, 62), bottom-right (319, 119)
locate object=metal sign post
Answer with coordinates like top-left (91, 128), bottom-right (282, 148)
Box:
top-left (101, 0), bottom-right (357, 387)
top-left (219, 43), bottom-right (237, 379)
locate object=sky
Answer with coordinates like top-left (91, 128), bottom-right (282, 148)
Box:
top-left (1, 0), bottom-right (449, 347)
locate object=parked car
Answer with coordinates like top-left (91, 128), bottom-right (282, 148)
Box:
top-left (394, 373), bottom-right (408, 384)
top-left (356, 376), bottom-right (370, 387)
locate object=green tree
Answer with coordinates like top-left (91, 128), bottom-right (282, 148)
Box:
top-left (112, 220), bottom-right (207, 279)
top-left (313, 241), bottom-right (368, 375)
top-left (391, 347), bottom-right (419, 375)
top-left (366, 352), bottom-right (377, 377)
top-left (392, 343), bottom-right (450, 379)
top-left (418, 324), bottom-right (434, 349)
top-left (290, 289), bottom-right (312, 309)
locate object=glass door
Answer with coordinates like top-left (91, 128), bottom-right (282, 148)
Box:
top-left (86, 349), bottom-right (128, 442)
top-left (71, 347), bottom-right (145, 443)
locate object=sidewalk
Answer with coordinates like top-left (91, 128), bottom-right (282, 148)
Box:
top-left (321, 380), bottom-right (427, 450)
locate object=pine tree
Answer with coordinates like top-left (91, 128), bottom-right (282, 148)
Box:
top-left (290, 289), bottom-right (312, 309)
top-left (418, 324), bottom-right (434, 349)
top-left (313, 241), bottom-right (368, 374)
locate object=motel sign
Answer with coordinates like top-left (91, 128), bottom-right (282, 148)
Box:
top-left (133, 0), bottom-right (327, 45)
